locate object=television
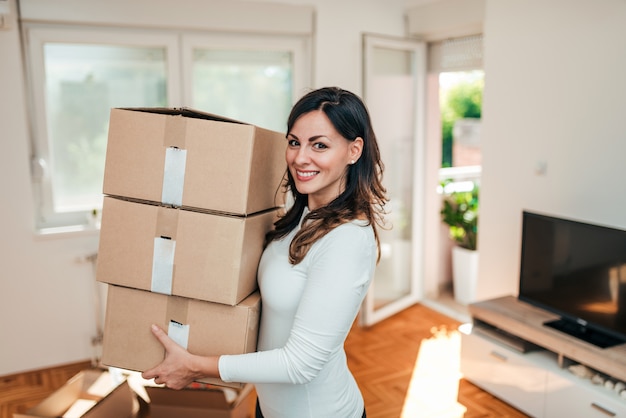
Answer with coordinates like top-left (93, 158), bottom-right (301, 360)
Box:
top-left (518, 211), bottom-right (626, 348)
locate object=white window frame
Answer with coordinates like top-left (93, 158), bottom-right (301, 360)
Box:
top-left (25, 25), bottom-right (182, 231)
top-left (181, 32), bottom-right (311, 109)
top-left (24, 24), bottom-right (311, 233)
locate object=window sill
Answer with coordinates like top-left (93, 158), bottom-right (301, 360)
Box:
top-left (35, 224), bottom-right (100, 240)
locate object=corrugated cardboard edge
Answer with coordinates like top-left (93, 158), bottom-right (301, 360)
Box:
top-left (116, 107), bottom-right (248, 126)
top-left (145, 383), bottom-right (254, 418)
top-left (102, 193), bottom-right (281, 219)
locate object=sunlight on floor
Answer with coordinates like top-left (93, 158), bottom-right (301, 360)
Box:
top-left (401, 326), bottom-right (467, 418)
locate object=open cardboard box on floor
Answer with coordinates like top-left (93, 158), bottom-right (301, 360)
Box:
top-left (145, 383), bottom-right (255, 418)
top-left (103, 107), bottom-right (286, 216)
top-left (96, 196), bottom-right (276, 306)
top-left (101, 285), bottom-right (260, 389)
top-left (13, 369), bottom-right (138, 418)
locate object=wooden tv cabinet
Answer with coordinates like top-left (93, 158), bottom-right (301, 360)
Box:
top-left (460, 296), bottom-right (626, 417)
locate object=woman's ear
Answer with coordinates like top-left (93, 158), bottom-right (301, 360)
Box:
top-left (349, 137), bottom-right (364, 164)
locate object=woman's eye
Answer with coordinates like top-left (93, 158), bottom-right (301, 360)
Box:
top-left (287, 139), bottom-right (300, 147)
top-left (313, 142), bottom-right (328, 150)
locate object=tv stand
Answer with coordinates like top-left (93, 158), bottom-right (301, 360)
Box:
top-left (461, 296), bottom-right (626, 417)
top-left (544, 318), bottom-right (626, 349)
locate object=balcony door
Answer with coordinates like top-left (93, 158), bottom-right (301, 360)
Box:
top-left (360, 34), bottom-right (427, 326)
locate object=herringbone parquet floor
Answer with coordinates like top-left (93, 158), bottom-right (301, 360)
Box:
top-left (1, 303), bottom-right (528, 418)
top-left (344, 303), bottom-right (529, 418)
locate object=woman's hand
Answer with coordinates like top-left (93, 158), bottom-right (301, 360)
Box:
top-left (141, 324), bottom-right (218, 390)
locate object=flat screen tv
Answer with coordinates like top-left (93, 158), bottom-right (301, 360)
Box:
top-left (518, 211), bottom-right (626, 348)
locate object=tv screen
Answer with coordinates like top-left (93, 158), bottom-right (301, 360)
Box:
top-left (518, 211), bottom-right (626, 348)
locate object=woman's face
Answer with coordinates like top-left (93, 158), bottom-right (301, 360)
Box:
top-left (286, 110), bottom-right (362, 210)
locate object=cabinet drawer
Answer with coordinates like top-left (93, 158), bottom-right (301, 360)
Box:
top-left (461, 329), bottom-right (549, 418)
top-left (545, 371), bottom-right (626, 418)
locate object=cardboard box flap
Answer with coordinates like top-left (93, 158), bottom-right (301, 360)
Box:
top-left (23, 371), bottom-right (84, 416)
top-left (80, 380), bottom-right (136, 418)
top-left (117, 107), bottom-right (247, 125)
top-left (15, 370), bottom-right (136, 418)
top-left (145, 384), bottom-right (254, 418)
top-left (105, 194), bottom-right (280, 218)
top-left (146, 386), bottom-right (231, 409)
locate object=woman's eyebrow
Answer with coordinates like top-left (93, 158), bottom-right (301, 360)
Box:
top-left (287, 132), bottom-right (328, 142)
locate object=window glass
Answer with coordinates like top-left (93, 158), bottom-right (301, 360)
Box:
top-left (439, 70), bottom-right (483, 168)
top-left (191, 49), bottom-right (293, 132)
top-left (43, 43), bottom-right (167, 213)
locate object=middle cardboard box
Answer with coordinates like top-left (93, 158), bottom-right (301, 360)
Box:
top-left (97, 195), bottom-right (276, 306)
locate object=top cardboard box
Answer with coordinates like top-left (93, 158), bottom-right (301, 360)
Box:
top-left (103, 108), bottom-right (286, 215)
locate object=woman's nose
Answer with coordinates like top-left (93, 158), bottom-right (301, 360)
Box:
top-left (294, 146), bottom-right (310, 164)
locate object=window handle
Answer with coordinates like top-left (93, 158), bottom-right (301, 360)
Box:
top-left (31, 157), bottom-right (48, 181)
top-left (590, 402), bottom-right (616, 417)
top-left (489, 350), bottom-right (508, 362)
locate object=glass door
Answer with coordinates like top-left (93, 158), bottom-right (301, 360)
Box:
top-left (360, 34), bottom-right (426, 326)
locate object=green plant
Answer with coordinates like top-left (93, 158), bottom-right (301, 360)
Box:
top-left (440, 181), bottom-right (479, 251)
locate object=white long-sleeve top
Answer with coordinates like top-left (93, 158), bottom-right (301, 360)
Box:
top-left (218, 211), bottom-right (376, 418)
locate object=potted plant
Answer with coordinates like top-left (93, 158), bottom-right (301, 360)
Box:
top-left (440, 180), bottom-right (479, 304)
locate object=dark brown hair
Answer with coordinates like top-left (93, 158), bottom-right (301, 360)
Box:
top-left (266, 87), bottom-right (387, 264)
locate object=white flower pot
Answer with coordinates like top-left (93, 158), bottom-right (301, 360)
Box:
top-left (452, 246), bottom-right (479, 305)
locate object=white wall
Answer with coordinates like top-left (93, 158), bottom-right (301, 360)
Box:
top-left (476, 0), bottom-right (626, 301)
top-left (0, 1), bottom-right (101, 376)
top-left (0, 0), bottom-right (407, 376)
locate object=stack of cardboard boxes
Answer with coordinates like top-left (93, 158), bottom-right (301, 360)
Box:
top-left (95, 107), bottom-right (286, 389)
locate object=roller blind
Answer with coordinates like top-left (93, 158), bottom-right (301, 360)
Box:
top-left (428, 34), bottom-right (483, 73)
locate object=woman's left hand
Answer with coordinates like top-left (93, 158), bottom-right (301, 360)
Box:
top-left (141, 324), bottom-right (200, 390)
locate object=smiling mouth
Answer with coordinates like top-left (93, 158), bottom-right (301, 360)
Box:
top-left (296, 170), bottom-right (318, 179)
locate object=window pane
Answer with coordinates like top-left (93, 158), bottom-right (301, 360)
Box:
top-left (191, 49), bottom-right (292, 132)
top-left (43, 44), bottom-right (167, 212)
top-left (369, 46), bottom-right (416, 307)
top-left (439, 70), bottom-right (484, 168)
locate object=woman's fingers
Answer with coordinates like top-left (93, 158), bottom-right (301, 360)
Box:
top-left (141, 324), bottom-right (193, 389)
top-left (150, 324), bottom-right (177, 350)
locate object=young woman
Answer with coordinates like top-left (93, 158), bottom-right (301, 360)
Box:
top-left (142, 87), bottom-right (387, 418)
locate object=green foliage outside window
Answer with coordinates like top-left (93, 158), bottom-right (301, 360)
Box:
top-left (440, 75), bottom-right (484, 167)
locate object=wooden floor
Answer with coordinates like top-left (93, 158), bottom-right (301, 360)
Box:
top-left (1, 303), bottom-right (528, 418)
top-left (345, 303), bottom-right (529, 417)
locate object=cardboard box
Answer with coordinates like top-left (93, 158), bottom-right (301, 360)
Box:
top-left (14, 369), bottom-right (137, 418)
top-left (101, 285), bottom-right (260, 388)
top-left (146, 383), bottom-right (255, 418)
top-left (103, 107), bottom-right (286, 215)
top-left (96, 196), bottom-right (276, 306)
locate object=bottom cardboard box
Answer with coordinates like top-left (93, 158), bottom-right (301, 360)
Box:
top-left (146, 383), bottom-right (255, 418)
top-left (13, 369), bottom-right (137, 418)
top-left (101, 285), bottom-right (260, 388)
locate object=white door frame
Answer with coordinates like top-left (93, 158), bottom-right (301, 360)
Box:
top-left (360, 33), bottom-right (427, 326)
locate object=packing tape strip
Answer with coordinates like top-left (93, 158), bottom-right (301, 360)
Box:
top-left (166, 296), bottom-right (189, 349)
top-left (168, 320), bottom-right (190, 349)
top-left (152, 236), bottom-right (176, 294)
top-left (162, 147), bottom-right (187, 206)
